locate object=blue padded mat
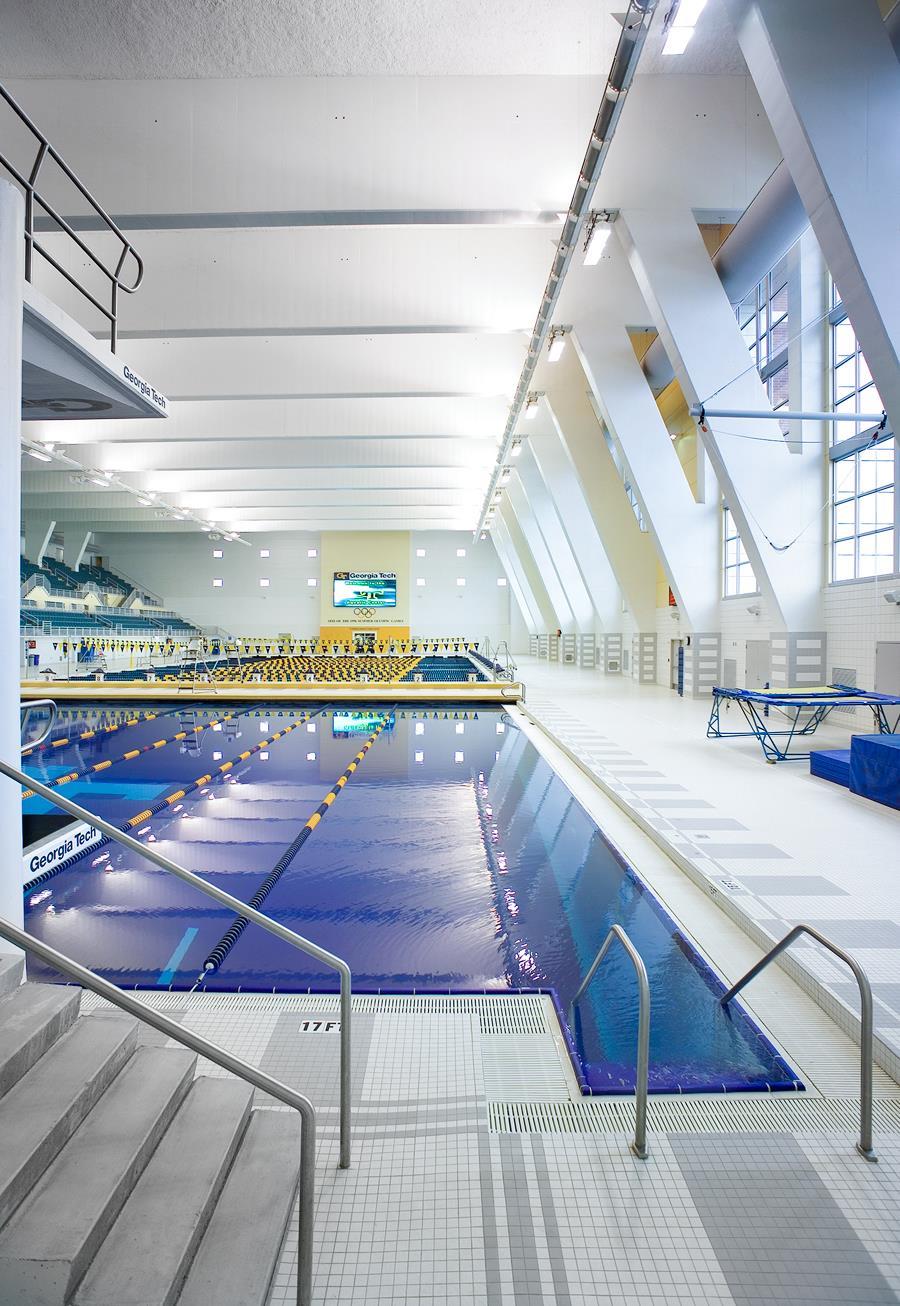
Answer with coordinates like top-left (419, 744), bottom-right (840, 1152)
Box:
top-left (810, 749), bottom-right (851, 787)
top-left (849, 734), bottom-right (900, 811)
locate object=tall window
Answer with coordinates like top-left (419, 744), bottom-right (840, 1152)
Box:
top-left (723, 504), bottom-right (758, 596)
top-left (737, 256), bottom-right (789, 431)
top-left (830, 285), bottom-right (885, 441)
top-left (831, 438), bottom-right (896, 580)
top-left (829, 285), bottom-right (896, 580)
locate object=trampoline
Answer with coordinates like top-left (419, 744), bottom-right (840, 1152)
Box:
top-left (707, 683), bottom-right (900, 763)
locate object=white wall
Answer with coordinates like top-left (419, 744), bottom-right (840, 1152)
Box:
top-left (93, 530), bottom-right (322, 636)
top-left (409, 531), bottom-right (511, 648)
top-left (92, 528), bottom-right (512, 642)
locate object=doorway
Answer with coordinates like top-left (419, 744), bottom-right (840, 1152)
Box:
top-left (670, 638), bottom-right (684, 690)
top-left (875, 641), bottom-right (900, 731)
top-left (746, 639), bottom-right (771, 691)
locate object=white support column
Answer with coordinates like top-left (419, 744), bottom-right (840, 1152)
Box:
top-left (618, 207), bottom-right (825, 632)
top-left (24, 518), bottom-right (55, 566)
top-left (569, 278), bottom-right (720, 632)
top-left (63, 530), bottom-right (92, 572)
top-left (514, 446), bottom-right (595, 633)
top-left (525, 414), bottom-right (621, 630)
top-left (725, 0), bottom-right (900, 432)
top-left (1, 180), bottom-right (25, 938)
top-left (537, 347), bottom-right (658, 629)
top-left (496, 502), bottom-right (557, 632)
top-left (490, 517), bottom-right (539, 633)
top-left (504, 481), bottom-right (574, 632)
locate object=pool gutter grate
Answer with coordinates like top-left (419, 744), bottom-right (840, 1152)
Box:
top-left (488, 1096), bottom-right (900, 1135)
top-left (80, 989), bottom-right (548, 1031)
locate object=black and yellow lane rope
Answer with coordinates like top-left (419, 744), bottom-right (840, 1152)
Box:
top-left (24, 708), bottom-right (321, 891)
top-left (21, 707), bottom-right (172, 758)
top-left (21, 710), bottom-right (243, 801)
top-left (200, 707), bottom-right (396, 976)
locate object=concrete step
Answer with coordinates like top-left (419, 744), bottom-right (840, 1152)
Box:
top-left (74, 1077), bottom-right (253, 1306)
top-left (177, 1110), bottom-right (301, 1306)
top-left (0, 954), bottom-right (24, 999)
top-left (0, 982), bottom-right (81, 1098)
top-left (0, 1015), bottom-right (138, 1228)
top-left (0, 1045), bottom-right (196, 1306)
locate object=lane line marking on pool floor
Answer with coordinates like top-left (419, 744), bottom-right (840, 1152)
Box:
top-left (157, 927), bottom-right (200, 986)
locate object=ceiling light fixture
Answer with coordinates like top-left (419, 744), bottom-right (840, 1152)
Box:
top-left (87, 472), bottom-right (111, 487)
top-left (510, 441), bottom-right (523, 457)
top-left (662, 0), bottom-right (707, 54)
top-left (523, 393), bottom-right (540, 420)
top-left (473, 0), bottom-right (658, 536)
top-left (583, 210), bottom-right (616, 264)
top-left (547, 328), bottom-right (568, 363)
top-left (24, 447), bottom-right (52, 462)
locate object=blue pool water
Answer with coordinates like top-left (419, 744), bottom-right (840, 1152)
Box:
top-left (22, 701), bottom-right (800, 1094)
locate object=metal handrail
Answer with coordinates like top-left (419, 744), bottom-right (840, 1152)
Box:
top-left (0, 918), bottom-right (315, 1306)
top-left (571, 924), bottom-right (650, 1158)
top-left (0, 81), bottom-right (143, 352)
top-left (721, 924), bottom-right (877, 1161)
top-left (3, 755), bottom-right (352, 1169)
top-left (20, 699), bottom-right (57, 752)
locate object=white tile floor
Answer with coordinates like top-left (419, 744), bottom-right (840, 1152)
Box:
top-left (84, 987), bottom-right (900, 1306)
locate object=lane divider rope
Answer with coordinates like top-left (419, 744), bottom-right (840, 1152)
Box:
top-left (23, 707), bottom-right (318, 892)
top-left (21, 706), bottom-right (171, 758)
top-left (21, 711), bottom-right (240, 800)
top-left (201, 708), bottom-right (396, 975)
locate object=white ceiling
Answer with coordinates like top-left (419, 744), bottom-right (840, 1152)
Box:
top-left (0, 0), bottom-right (746, 78)
top-left (8, 1), bottom-right (773, 535)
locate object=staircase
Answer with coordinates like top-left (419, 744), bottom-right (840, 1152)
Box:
top-left (0, 955), bottom-right (300, 1306)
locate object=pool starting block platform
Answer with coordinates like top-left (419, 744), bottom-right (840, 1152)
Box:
top-left (707, 684), bottom-right (900, 763)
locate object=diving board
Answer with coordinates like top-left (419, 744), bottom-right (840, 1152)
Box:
top-left (707, 684), bottom-right (900, 763)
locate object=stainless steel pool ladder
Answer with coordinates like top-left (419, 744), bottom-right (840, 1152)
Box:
top-left (571, 924), bottom-right (650, 1159)
top-left (1, 755), bottom-right (353, 1172)
top-left (20, 698), bottom-right (57, 751)
top-left (0, 917), bottom-right (317, 1306)
top-left (721, 923), bottom-right (877, 1161)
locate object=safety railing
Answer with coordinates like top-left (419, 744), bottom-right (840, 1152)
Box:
top-left (2, 756), bottom-right (352, 1169)
top-left (721, 924), bottom-right (877, 1161)
top-left (20, 698), bottom-right (57, 752)
top-left (0, 81), bottom-right (143, 352)
top-left (571, 924), bottom-right (650, 1158)
top-left (0, 918), bottom-right (315, 1306)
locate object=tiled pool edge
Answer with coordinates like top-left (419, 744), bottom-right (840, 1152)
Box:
top-left (514, 702), bottom-right (900, 1088)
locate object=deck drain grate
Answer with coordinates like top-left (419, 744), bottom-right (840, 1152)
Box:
top-left (81, 989), bottom-right (548, 1027)
top-left (489, 1096), bottom-right (900, 1135)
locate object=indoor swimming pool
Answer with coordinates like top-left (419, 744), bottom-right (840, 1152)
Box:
top-left (20, 701), bottom-right (800, 1095)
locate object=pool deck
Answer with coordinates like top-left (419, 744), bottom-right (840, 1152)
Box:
top-left (79, 981), bottom-right (900, 1306)
top-left (20, 678), bottom-right (524, 703)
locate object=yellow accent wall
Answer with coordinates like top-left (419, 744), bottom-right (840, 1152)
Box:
top-left (319, 531), bottom-right (411, 640)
